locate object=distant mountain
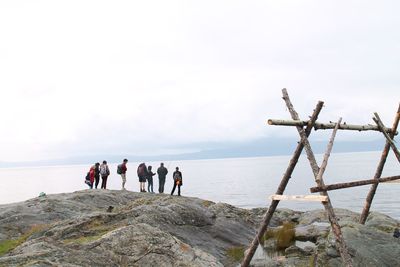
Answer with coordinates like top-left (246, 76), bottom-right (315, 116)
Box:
top-left (0, 138), bottom-right (386, 168)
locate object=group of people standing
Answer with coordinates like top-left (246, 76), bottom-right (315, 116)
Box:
top-left (85, 160), bottom-right (110, 189)
top-left (86, 159), bottom-right (183, 196)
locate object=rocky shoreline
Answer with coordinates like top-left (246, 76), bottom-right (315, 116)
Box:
top-left (0, 190), bottom-right (399, 266)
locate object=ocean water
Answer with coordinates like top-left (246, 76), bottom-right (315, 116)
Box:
top-left (0, 151), bottom-right (399, 219)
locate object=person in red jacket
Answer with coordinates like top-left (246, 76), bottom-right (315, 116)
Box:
top-left (88, 163), bottom-right (99, 189)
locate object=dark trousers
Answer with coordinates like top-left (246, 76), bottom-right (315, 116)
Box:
top-left (95, 176), bottom-right (100, 189)
top-left (158, 177), bottom-right (166, 193)
top-left (101, 176), bottom-right (108, 189)
top-left (170, 183), bottom-right (181, 196)
top-left (148, 178), bottom-right (153, 192)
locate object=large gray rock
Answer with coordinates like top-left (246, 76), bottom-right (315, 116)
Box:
top-left (1, 191), bottom-right (400, 266)
top-left (0, 190), bottom-right (261, 266)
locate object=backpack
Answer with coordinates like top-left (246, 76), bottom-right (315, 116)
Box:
top-left (84, 172), bottom-right (92, 186)
top-left (100, 165), bottom-right (109, 176)
top-left (173, 172), bottom-right (181, 181)
top-left (117, 164), bottom-right (123, 174)
top-left (137, 164), bottom-right (145, 177)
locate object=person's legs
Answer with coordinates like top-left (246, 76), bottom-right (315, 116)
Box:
top-left (140, 180), bottom-right (145, 192)
top-left (95, 177), bottom-right (100, 189)
top-left (178, 185), bottom-right (181, 196)
top-left (101, 176), bottom-right (108, 189)
top-left (121, 174), bottom-right (126, 189)
top-left (160, 177), bottom-right (165, 193)
top-left (171, 183), bottom-right (177, 195)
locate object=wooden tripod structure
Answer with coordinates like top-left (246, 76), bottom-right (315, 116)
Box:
top-left (241, 89), bottom-right (400, 267)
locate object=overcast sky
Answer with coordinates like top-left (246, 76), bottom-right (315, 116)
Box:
top-left (0, 1), bottom-right (399, 162)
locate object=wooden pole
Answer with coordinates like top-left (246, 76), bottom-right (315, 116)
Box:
top-left (282, 89), bottom-right (353, 267)
top-left (316, 117), bottom-right (342, 183)
top-left (360, 104), bottom-right (400, 224)
top-left (269, 194), bottom-right (328, 202)
top-left (310, 175), bottom-right (400, 193)
top-left (267, 119), bottom-right (397, 135)
top-left (373, 113), bottom-right (400, 163)
top-left (241, 101), bottom-right (324, 267)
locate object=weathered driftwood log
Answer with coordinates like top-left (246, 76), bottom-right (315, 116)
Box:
top-left (316, 117), bottom-right (342, 183)
top-left (241, 101), bottom-right (324, 267)
top-left (373, 113), bottom-right (400, 163)
top-left (269, 194), bottom-right (328, 202)
top-left (267, 119), bottom-right (397, 135)
top-left (282, 89), bottom-right (353, 267)
top-left (360, 104), bottom-right (400, 224)
top-left (310, 175), bottom-right (400, 193)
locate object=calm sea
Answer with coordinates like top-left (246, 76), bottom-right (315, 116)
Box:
top-left (0, 151), bottom-right (399, 219)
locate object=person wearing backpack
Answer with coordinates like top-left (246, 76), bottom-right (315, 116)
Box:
top-left (170, 166), bottom-right (183, 196)
top-left (84, 171), bottom-right (92, 188)
top-left (117, 159), bottom-right (128, 190)
top-left (88, 163), bottom-right (99, 189)
top-left (137, 163), bottom-right (148, 192)
top-left (157, 162), bottom-right (168, 193)
top-left (100, 160), bottom-right (110, 189)
top-left (146, 165), bottom-right (156, 193)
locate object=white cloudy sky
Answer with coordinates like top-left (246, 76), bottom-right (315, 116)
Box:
top-left (0, 1), bottom-right (399, 162)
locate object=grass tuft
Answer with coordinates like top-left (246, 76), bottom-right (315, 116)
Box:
top-left (276, 221), bottom-right (295, 249)
top-left (201, 200), bottom-right (214, 207)
top-left (260, 221), bottom-right (295, 250)
top-left (63, 232), bottom-right (107, 244)
top-left (226, 246), bottom-right (245, 262)
top-left (0, 224), bottom-right (48, 256)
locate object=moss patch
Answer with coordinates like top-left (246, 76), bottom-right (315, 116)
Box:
top-left (0, 224), bottom-right (48, 256)
top-left (130, 198), bottom-right (154, 207)
top-left (62, 219), bottom-right (122, 245)
top-left (276, 222), bottom-right (295, 249)
top-left (226, 246), bottom-right (245, 262)
top-left (261, 227), bottom-right (277, 244)
top-left (201, 200), bottom-right (215, 207)
top-left (261, 222), bottom-right (295, 250)
top-left (63, 231), bottom-right (108, 244)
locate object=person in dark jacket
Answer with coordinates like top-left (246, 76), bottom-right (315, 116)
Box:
top-left (118, 159), bottom-right (128, 190)
top-left (157, 162), bottom-right (168, 193)
top-left (94, 162), bottom-right (100, 189)
top-left (171, 167), bottom-right (183, 196)
top-left (146, 166), bottom-right (156, 193)
top-left (137, 163), bottom-right (148, 192)
top-left (100, 160), bottom-right (110, 189)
